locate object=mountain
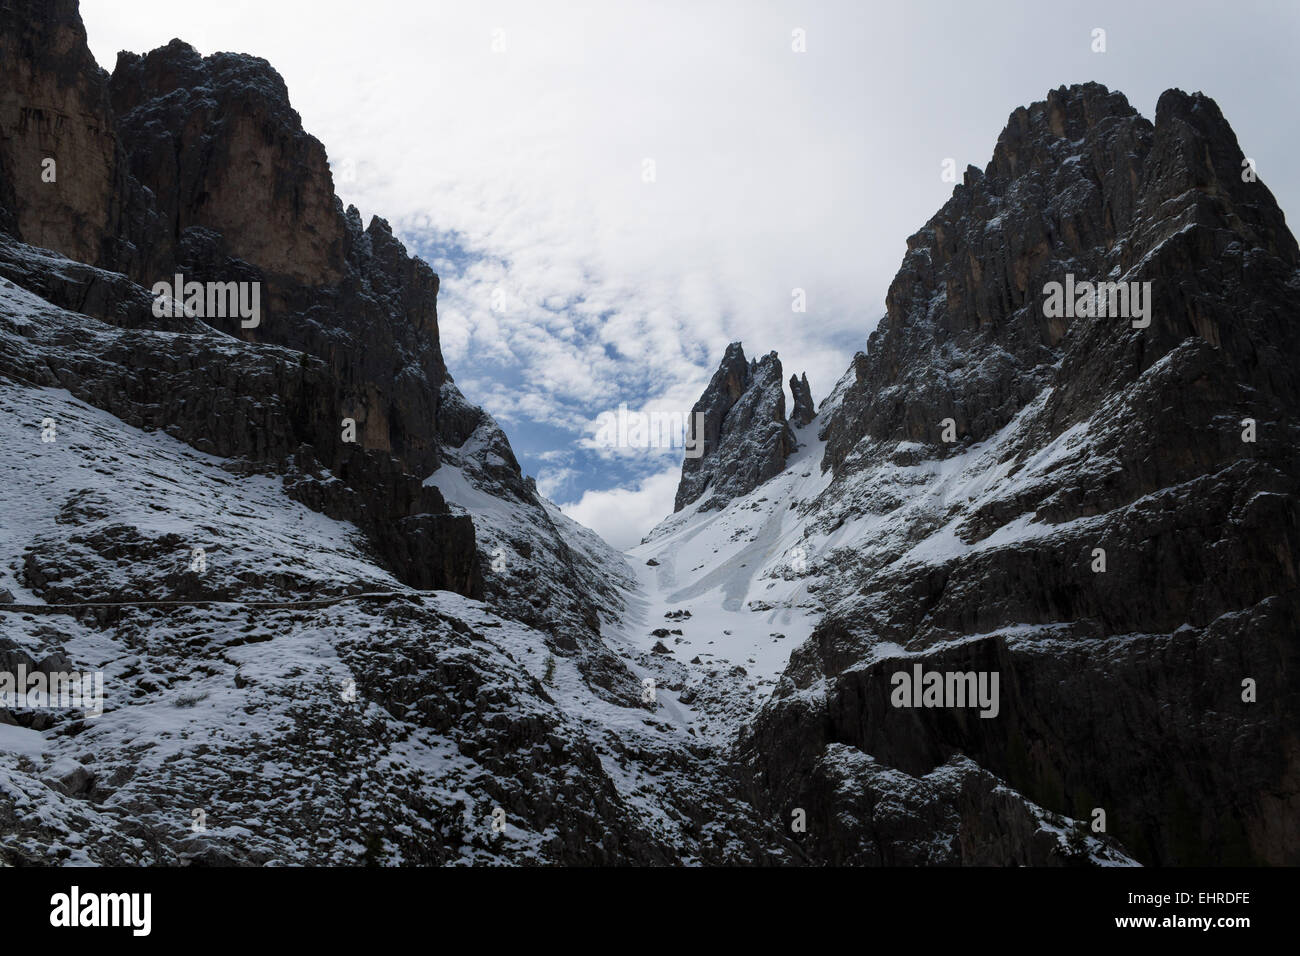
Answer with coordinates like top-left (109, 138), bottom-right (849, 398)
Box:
top-left (1, 1), bottom-right (1295, 868)
top-left (674, 343), bottom-right (801, 513)
top-left (646, 82), bottom-right (1299, 865)
top-left (0, 0), bottom-right (790, 865)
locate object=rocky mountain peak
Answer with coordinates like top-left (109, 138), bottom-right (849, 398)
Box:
top-left (789, 372), bottom-right (815, 427)
top-left (820, 80), bottom-right (1298, 478)
top-left (111, 39), bottom-right (295, 117)
top-left (109, 38), bottom-right (347, 289)
top-left (988, 82), bottom-right (1140, 181)
top-left (742, 83), bottom-right (1300, 867)
top-left (673, 342), bottom-right (796, 512)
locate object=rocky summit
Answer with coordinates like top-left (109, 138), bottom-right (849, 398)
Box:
top-left (0, 1), bottom-right (1296, 869)
top-left (667, 82), bottom-right (1299, 866)
top-left (674, 343), bottom-right (804, 513)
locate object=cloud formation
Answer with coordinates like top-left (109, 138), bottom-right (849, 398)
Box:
top-left (81, 0), bottom-right (1300, 548)
top-left (560, 466), bottom-right (682, 551)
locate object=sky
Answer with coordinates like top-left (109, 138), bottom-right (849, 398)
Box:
top-left (81, 0), bottom-right (1300, 549)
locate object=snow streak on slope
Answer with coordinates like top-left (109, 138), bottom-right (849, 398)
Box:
top-left (611, 421), bottom-right (834, 747)
top-left (0, 389), bottom-right (401, 607)
top-left (597, 379), bottom-right (1097, 744)
top-left (426, 381), bottom-right (635, 640)
top-left (0, 279), bottom-right (787, 863)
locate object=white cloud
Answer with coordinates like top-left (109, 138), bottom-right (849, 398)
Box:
top-left (80, 0), bottom-right (887, 430)
top-left (534, 466), bottom-right (575, 501)
top-left (78, 0), bottom-right (1300, 544)
top-left (559, 467), bottom-right (681, 551)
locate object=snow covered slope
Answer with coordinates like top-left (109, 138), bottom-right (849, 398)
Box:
top-left (0, 372), bottom-right (789, 864)
top-left (622, 420), bottom-right (831, 746)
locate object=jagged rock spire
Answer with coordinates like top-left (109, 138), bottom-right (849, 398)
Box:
top-left (789, 372), bottom-right (815, 426)
top-left (674, 342), bottom-right (796, 512)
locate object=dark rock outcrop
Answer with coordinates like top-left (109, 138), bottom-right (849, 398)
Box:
top-left (789, 372), bottom-right (815, 427)
top-left (107, 41), bottom-right (448, 478)
top-left (0, 0), bottom-right (126, 265)
top-left (674, 343), bottom-right (796, 512)
top-left (742, 83), bottom-right (1300, 865)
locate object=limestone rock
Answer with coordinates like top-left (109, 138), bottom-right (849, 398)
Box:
top-left (674, 342), bottom-right (796, 512)
top-left (742, 83), bottom-right (1300, 866)
top-left (789, 372), bottom-right (815, 427)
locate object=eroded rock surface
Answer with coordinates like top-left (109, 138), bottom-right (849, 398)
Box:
top-left (733, 83), bottom-right (1300, 866)
top-left (674, 343), bottom-right (796, 513)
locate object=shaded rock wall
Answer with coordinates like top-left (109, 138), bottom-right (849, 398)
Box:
top-left (674, 342), bottom-right (796, 512)
top-left (741, 83), bottom-right (1300, 866)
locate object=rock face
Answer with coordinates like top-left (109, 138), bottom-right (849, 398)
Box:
top-left (109, 40), bottom-right (346, 288)
top-left (734, 83), bottom-right (1300, 865)
top-left (821, 83), bottom-right (1298, 472)
top-left (0, 0), bottom-right (125, 266)
top-left (674, 343), bottom-right (796, 512)
top-left (0, 1), bottom-right (598, 614)
top-left (106, 40), bottom-right (449, 479)
top-left (789, 372), bottom-right (815, 427)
